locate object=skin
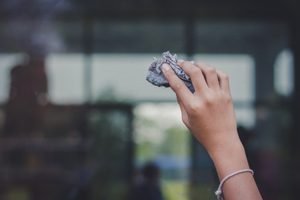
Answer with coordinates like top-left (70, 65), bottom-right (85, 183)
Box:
top-left (161, 61), bottom-right (263, 200)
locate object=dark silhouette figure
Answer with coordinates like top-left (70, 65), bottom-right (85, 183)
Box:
top-left (130, 162), bottom-right (164, 200)
top-left (1, 54), bottom-right (49, 199)
top-left (3, 54), bottom-right (48, 137)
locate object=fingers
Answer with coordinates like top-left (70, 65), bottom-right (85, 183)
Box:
top-left (162, 64), bottom-right (193, 102)
top-left (163, 59), bottom-right (231, 99)
top-left (216, 69), bottom-right (231, 93)
top-left (178, 60), bottom-right (231, 94)
top-left (177, 61), bottom-right (208, 93)
top-left (195, 63), bottom-right (219, 89)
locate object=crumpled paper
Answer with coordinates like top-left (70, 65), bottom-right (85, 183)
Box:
top-left (146, 51), bottom-right (195, 93)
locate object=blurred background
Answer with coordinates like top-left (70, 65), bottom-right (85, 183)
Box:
top-left (0, 0), bottom-right (299, 199)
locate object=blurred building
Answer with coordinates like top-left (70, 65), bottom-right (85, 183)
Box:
top-left (0, 0), bottom-right (299, 200)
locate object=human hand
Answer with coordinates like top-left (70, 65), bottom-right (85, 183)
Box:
top-left (162, 61), bottom-right (241, 155)
top-left (162, 61), bottom-right (262, 200)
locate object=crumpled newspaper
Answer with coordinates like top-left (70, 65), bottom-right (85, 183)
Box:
top-left (146, 51), bottom-right (195, 93)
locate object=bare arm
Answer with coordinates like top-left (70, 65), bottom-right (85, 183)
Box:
top-left (162, 61), bottom-right (262, 200)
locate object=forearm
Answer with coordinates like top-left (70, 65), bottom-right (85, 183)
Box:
top-left (209, 136), bottom-right (262, 200)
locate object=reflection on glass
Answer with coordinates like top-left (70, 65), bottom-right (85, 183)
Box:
top-left (274, 49), bottom-right (294, 97)
top-left (134, 103), bottom-right (189, 200)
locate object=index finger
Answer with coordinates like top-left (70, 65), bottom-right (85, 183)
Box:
top-left (161, 64), bottom-right (193, 103)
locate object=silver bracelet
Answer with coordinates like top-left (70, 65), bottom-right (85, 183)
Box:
top-left (215, 169), bottom-right (254, 200)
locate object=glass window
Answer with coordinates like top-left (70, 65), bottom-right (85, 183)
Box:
top-left (93, 21), bottom-right (185, 53)
top-left (134, 103), bottom-right (190, 200)
top-left (91, 53), bottom-right (186, 102)
top-left (274, 49), bottom-right (294, 97)
top-left (194, 54), bottom-right (255, 102)
top-left (46, 53), bottom-right (85, 104)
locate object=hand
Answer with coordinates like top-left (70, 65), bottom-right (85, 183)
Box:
top-left (162, 61), bottom-right (262, 200)
top-left (162, 61), bottom-right (241, 155)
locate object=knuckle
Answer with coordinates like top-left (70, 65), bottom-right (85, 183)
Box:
top-left (181, 61), bottom-right (194, 71)
top-left (188, 101), bottom-right (203, 114)
top-left (195, 62), bottom-right (206, 70)
top-left (224, 94), bottom-right (232, 103)
top-left (218, 90), bottom-right (232, 103)
top-left (217, 70), bottom-right (229, 81)
top-left (202, 93), bottom-right (217, 108)
top-left (203, 92), bottom-right (214, 103)
top-left (195, 62), bottom-right (203, 66)
top-left (190, 66), bottom-right (201, 74)
top-left (191, 66), bottom-right (201, 74)
top-left (194, 71), bottom-right (203, 80)
top-left (181, 61), bottom-right (190, 68)
top-left (206, 67), bottom-right (216, 74)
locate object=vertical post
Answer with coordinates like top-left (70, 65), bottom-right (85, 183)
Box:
top-left (186, 15), bottom-right (216, 199)
top-left (254, 49), bottom-right (276, 101)
top-left (82, 17), bottom-right (93, 103)
top-left (289, 19), bottom-right (300, 199)
top-left (252, 49), bottom-right (279, 199)
top-left (126, 106), bottom-right (135, 185)
top-left (185, 16), bottom-right (195, 58)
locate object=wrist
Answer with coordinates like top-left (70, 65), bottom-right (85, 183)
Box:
top-left (208, 137), bottom-right (249, 180)
top-left (204, 130), bottom-right (242, 157)
top-left (207, 134), bottom-right (243, 158)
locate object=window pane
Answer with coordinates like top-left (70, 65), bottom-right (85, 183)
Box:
top-left (194, 54), bottom-right (255, 102)
top-left (46, 53), bottom-right (85, 104)
top-left (91, 53), bottom-right (186, 102)
top-left (134, 103), bottom-right (190, 200)
top-left (94, 21), bottom-right (185, 53)
top-left (274, 49), bottom-right (294, 96)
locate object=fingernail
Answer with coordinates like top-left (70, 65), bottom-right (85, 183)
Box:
top-left (162, 64), bottom-right (171, 72)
